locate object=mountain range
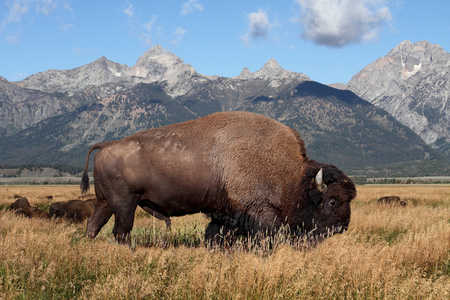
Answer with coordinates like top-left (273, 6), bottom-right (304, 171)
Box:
top-left (342, 40), bottom-right (449, 155)
top-left (0, 41), bottom-right (448, 169)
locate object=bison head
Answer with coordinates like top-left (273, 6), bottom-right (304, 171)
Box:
top-left (49, 202), bottom-right (66, 218)
top-left (292, 162), bottom-right (356, 240)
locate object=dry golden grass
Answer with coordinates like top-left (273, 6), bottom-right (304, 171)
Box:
top-left (0, 185), bottom-right (449, 299)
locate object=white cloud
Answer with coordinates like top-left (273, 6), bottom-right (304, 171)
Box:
top-left (242, 9), bottom-right (273, 46)
top-left (138, 15), bottom-right (158, 46)
top-left (181, 0), bottom-right (204, 16)
top-left (3, 1), bottom-right (29, 25)
top-left (143, 15), bottom-right (157, 32)
top-left (36, 0), bottom-right (59, 16)
top-left (1, 0), bottom-right (73, 34)
top-left (123, 4), bottom-right (134, 17)
top-left (3, 0), bottom-right (70, 23)
top-left (295, 0), bottom-right (391, 47)
top-left (170, 26), bottom-right (186, 45)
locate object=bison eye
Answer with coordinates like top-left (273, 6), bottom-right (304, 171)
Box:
top-left (328, 199), bottom-right (337, 207)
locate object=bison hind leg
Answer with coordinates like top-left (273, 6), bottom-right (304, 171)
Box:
top-left (86, 199), bottom-right (112, 240)
top-left (109, 194), bottom-right (142, 246)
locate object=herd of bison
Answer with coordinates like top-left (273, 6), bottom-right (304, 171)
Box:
top-left (7, 193), bottom-right (407, 225)
top-left (8, 194), bottom-right (97, 223)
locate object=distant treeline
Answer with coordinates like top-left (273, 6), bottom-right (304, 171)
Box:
top-left (0, 163), bottom-right (84, 176)
top-left (345, 159), bottom-right (450, 178)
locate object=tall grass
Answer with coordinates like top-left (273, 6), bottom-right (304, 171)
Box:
top-left (0, 185), bottom-right (449, 299)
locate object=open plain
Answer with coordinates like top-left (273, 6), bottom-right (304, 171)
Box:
top-left (0, 185), bottom-right (449, 299)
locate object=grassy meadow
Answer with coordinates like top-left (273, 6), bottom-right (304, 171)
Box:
top-left (0, 185), bottom-right (449, 299)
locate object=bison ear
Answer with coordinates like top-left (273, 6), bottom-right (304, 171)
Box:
top-left (315, 168), bottom-right (327, 193)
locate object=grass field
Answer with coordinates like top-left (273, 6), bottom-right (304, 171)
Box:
top-left (0, 185), bottom-right (449, 299)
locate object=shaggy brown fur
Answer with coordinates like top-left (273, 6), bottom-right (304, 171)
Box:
top-left (14, 206), bottom-right (49, 219)
top-left (10, 196), bottom-right (31, 210)
top-left (49, 198), bottom-right (97, 223)
top-left (10, 196), bottom-right (49, 219)
top-left (81, 111), bottom-right (356, 245)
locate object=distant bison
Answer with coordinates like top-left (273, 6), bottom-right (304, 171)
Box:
top-left (377, 196), bottom-right (406, 206)
top-left (81, 111), bottom-right (357, 245)
top-left (10, 196), bottom-right (49, 219)
top-left (49, 198), bottom-right (97, 222)
top-left (14, 206), bottom-right (49, 219)
top-left (10, 196), bottom-right (31, 210)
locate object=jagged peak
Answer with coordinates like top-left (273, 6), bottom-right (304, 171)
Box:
top-left (95, 56), bottom-right (108, 62)
top-left (90, 56), bottom-right (111, 66)
top-left (263, 58), bottom-right (281, 68)
top-left (253, 58), bottom-right (287, 78)
top-left (238, 67), bottom-right (253, 79)
top-left (147, 44), bottom-right (168, 54)
top-left (135, 45), bottom-right (184, 68)
top-left (236, 59), bottom-right (310, 81)
top-left (392, 40), bottom-right (445, 54)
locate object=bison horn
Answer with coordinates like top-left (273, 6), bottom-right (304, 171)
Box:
top-left (315, 168), bottom-right (327, 192)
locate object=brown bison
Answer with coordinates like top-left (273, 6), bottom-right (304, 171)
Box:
top-left (377, 196), bottom-right (406, 206)
top-left (80, 111), bottom-right (356, 245)
top-left (14, 206), bottom-right (49, 219)
top-left (10, 196), bottom-right (49, 219)
top-left (10, 196), bottom-right (31, 210)
top-left (49, 198), bottom-right (97, 222)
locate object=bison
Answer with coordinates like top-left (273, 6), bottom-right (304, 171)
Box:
top-left (10, 196), bottom-right (31, 210)
top-left (49, 198), bottom-right (97, 222)
top-left (14, 206), bottom-right (49, 219)
top-left (377, 196), bottom-right (406, 206)
top-left (10, 196), bottom-right (49, 219)
top-left (80, 111), bottom-right (356, 245)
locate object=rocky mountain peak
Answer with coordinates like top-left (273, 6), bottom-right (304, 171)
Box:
top-left (253, 58), bottom-right (284, 78)
top-left (345, 40), bottom-right (450, 147)
top-left (130, 45), bottom-right (200, 96)
top-left (237, 67), bottom-right (253, 79)
top-left (387, 40), bottom-right (449, 80)
top-left (237, 58), bottom-right (310, 81)
top-left (134, 45), bottom-right (184, 69)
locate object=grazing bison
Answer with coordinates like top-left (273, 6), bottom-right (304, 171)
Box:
top-left (80, 111), bottom-right (356, 245)
top-left (10, 196), bottom-right (49, 219)
top-left (377, 196), bottom-right (406, 206)
top-left (10, 196), bottom-right (31, 210)
top-left (15, 206), bottom-right (49, 219)
top-left (49, 198), bottom-right (97, 222)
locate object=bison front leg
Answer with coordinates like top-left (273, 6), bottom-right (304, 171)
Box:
top-left (86, 199), bottom-right (112, 240)
top-left (205, 218), bottom-right (237, 247)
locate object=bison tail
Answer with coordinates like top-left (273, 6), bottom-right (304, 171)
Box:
top-left (80, 169), bottom-right (90, 195)
top-left (80, 142), bottom-right (110, 195)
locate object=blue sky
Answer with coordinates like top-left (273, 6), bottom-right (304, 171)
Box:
top-left (1, 0), bottom-right (449, 84)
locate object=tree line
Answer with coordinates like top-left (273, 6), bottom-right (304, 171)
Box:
top-left (0, 163), bottom-right (83, 176)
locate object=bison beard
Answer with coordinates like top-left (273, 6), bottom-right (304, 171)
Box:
top-left (80, 111), bottom-right (356, 246)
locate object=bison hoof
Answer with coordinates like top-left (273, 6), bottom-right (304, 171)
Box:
top-left (86, 232), bottom-right (97, 239)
